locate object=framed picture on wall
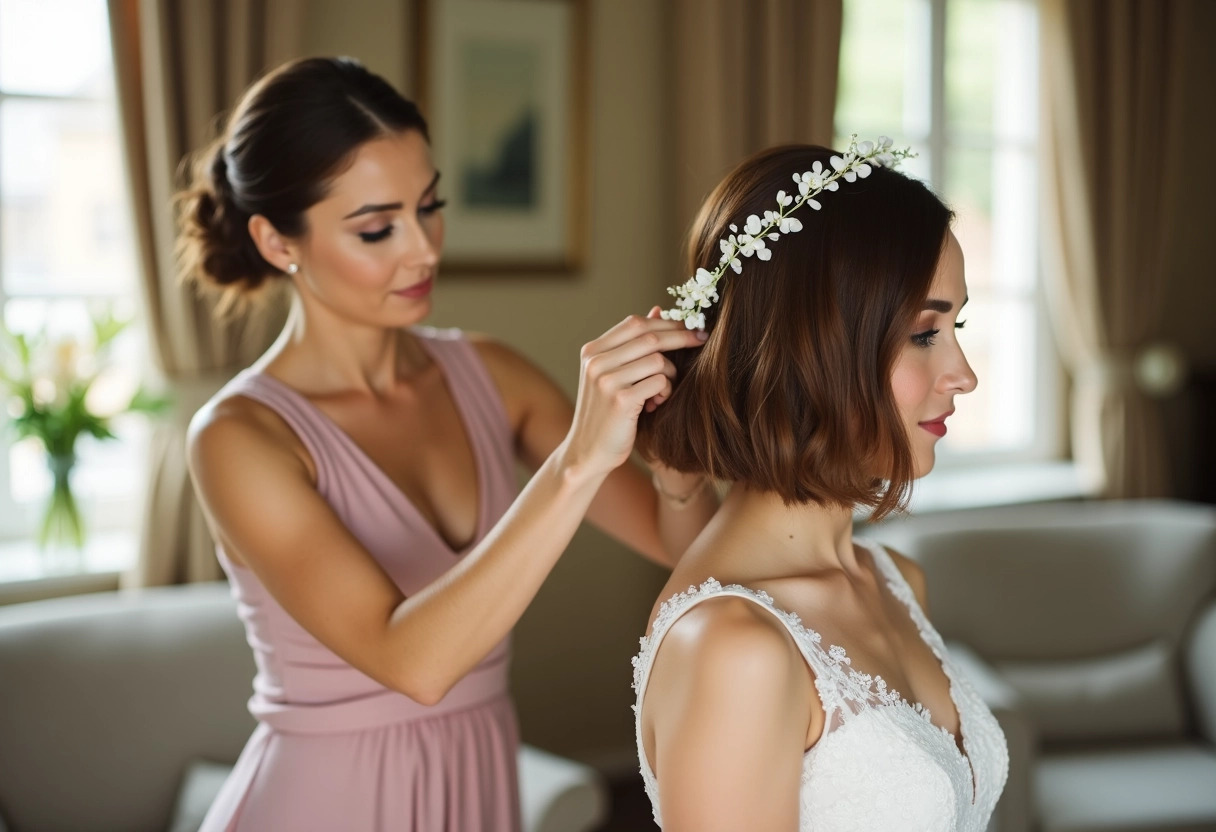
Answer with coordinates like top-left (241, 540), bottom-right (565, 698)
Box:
top-left (413, 0), bottom-right (588, 273)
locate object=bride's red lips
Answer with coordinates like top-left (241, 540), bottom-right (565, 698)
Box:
top-left (918, 409), bottom-right (954, 438)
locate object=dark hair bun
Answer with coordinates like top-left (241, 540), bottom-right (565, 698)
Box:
top-left (174, 57), bottom-right (428, 300)
top-left (176, 139), bottom-right (277, 293)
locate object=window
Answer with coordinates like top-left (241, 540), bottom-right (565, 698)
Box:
top-left (836, 0), bottom-right (1059, 464)
top-left (0, 0), bottom-right (146, 561)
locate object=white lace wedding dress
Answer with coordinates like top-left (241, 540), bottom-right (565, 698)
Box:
top-left (632, 539), bottom-right (1009, 831)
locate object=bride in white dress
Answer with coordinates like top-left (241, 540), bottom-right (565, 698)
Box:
top-left (631, 140), bottom-right (1009, 831)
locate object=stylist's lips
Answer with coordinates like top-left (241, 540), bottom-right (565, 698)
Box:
top-left (393, 277), bottom-right (433, 299)
top-left (918, 409), bottom-right (954, 438)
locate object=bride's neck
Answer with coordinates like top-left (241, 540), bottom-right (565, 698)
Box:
top-left (711, 485), bottom-right (863, 575)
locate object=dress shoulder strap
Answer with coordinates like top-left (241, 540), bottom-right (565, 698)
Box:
top-left (632, 579), bottom-right (834, 706)
top-left (412, 326), bottom-right (515, 474)
top-left (216, 370), bottom-right (352, 492)
top-left (631, 580), bottom-right (849, 789)
top-left (863, 539), bottom-right (950, 658)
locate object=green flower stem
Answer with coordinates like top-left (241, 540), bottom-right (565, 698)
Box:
top-left (38, 454), bottom-right (84, 550)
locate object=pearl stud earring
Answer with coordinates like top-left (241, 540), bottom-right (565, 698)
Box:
top-left (286, 263), bottom-right (299, 275)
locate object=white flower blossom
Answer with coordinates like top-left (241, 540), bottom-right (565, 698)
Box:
top-left (659, 134), bottom-right (914, 329)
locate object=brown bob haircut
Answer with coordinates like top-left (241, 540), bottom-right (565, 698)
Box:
top-left (637, 144), bottom-right (953, 520)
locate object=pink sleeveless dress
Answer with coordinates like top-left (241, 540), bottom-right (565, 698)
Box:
top-left (199, 327), bottom-right (523, 832)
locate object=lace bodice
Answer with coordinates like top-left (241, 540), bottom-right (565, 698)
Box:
top-left (631, 540), bottom-right (1008, 831)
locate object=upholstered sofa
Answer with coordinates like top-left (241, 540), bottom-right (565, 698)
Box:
top-left (0, 582), bottom-right (608, 832)
top-left (876, 499), bottom-right (1216, 832)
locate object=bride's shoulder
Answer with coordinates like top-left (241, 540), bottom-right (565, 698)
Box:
top-left (647, 583), bottom-right (805, 685)
top-left (640, 583), bottom-right (816, 754)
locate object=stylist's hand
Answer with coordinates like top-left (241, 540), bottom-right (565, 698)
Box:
top-left (562, 308), bottom-right (707, 478)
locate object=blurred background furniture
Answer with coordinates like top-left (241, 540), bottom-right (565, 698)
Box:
top-left (876, 499), bottom-right (1216, 832)
top-left (0, 583), bottom-right (609, 832)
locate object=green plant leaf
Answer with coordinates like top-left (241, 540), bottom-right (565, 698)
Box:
top-left (90, 304), bottom-right (130, 352)
top-left (126, 387), bottom-right (173, 416)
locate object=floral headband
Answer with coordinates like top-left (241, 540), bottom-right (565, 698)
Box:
top-left (660, 135), bottom-right (915, 330)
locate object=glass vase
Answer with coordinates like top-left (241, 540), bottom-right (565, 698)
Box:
top-left (39, 452), bottom-right (85, 564)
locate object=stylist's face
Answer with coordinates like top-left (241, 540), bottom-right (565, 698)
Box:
top-left (291, 129), bottom-right (446, 327)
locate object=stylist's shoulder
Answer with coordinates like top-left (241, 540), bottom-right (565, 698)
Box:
top-left (187, 393), bottom-right (311, 499)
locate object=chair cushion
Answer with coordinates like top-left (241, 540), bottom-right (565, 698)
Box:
top-left (1035, 744), bottom-right (1216, 832)
top-left (876, 500), bottom-right (1216, 743)
top-left (518, 745), bottom-right (609, 832)
top-left (0, 584), bottom-right (255, 832)
top-left (879, 501), bottom-right (1216, 659)
top-left (167, 761), bottom-right (233, 832)
top-left (997, 639), bottom-right (1189, 742)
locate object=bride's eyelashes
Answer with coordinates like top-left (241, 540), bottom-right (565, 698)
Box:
top-left (911, 320), bottom-right (966, 348)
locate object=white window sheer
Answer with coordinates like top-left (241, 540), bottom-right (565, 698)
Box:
top-left (0, 0), bottom-right (145, 561)
top-left (836, 0), bottom-right (1060, 465)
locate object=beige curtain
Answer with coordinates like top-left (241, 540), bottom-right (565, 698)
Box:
top-left (108, 0), bottom-right (303, 584)
top-left (1040, 0), bottom-right (1191, 498)
top-left (665, 0), bottom-right (843, 238)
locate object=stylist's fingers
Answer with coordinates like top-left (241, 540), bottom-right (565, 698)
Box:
top-left (645, 377), bottom-right (678, 412)
top-left (597, 351), bottom-right (678, 396)
top-left (584, 313), bottom-right (692, 356)
top-left (629, 373), bottom-right (672, 413)
top-left (588, 328), bottom-right (705, 379)
top-left (643, 307), bottom-right (693, 412)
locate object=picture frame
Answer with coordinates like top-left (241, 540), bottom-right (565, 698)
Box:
top-left (412, 0), bottom-right (589, 274)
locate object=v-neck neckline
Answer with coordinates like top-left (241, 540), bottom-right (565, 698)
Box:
top-left (251, 336), bottom-right (489, 557)
top-left (859, 539), bottom-right (977, 800)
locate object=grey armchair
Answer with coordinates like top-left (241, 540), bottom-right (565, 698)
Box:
top-left (0, 583), bottom-right (608, 832)
top-left (876, 499), bottom-right (1216, 832)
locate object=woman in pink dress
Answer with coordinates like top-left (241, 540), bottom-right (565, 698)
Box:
top-left (180, 57), bottom-right (717, 831)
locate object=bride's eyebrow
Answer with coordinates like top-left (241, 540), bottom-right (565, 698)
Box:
top-left (923, 296), bottom-right (969, 313)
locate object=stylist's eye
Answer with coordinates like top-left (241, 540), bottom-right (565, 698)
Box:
top-left (358, 226), bottom-right (393, 243)
top-left (911, 328), bottom-right (940, 348)
top-left (955, 319), bottom-right (967, 330)
top-left (419, 199), bottom-right (447, 216)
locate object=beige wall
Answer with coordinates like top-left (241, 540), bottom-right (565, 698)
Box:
top-left (303, 0), bottom-right (410, 91)
top-left (303, 0), bottom-right (673, 765)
